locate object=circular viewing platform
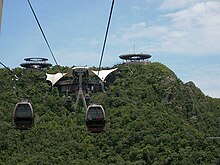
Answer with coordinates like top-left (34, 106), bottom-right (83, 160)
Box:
top-left (20, 57), bottom-right (52, 69)
top-left (119, 53), bottom-right (151, 62)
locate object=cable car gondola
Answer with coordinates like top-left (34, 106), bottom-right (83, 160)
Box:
top-left (13, 101), bottom-right (34, 130)
top-left (86, 105), bottom-right (105, 133)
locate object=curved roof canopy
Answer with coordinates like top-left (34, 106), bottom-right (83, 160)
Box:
top-left (46, 73), bottom-right (66, 86)
top-left (91, 68), bottom-right (117, 82)
top-left (46, 67), bottom-right (117, 86)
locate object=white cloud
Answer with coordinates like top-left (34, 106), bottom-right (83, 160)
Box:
top-left (111, 1), bottom-right (220, 55)
top-left (110, 22), bottom-right (168, 45)
top-left (160, 0), bottom-right (207, 10)
top-left (131, 5), bottom-right (141, 11)
top-left (160, 1), bottom-right (220, 54)
top-left (164, 1), bottom-right (220, 27)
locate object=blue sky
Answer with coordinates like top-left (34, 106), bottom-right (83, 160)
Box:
top-left (0, 0), bottom-right (220, 98)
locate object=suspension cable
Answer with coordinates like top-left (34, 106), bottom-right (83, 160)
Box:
top-left (27, 0), bottom-right (59, 66)
top-left (0, 61), bottom-right (18, 79)
top-left (98, 0), bottom-right (115, 74)
top-left (0, 60), bottom-right (46, 100)
top-left (0, 61), bottom-right (37, 81)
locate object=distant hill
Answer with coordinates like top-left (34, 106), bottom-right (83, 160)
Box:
top-left (0, 62), bottom-right (219, 164)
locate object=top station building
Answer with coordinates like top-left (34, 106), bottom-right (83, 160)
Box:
top-left (20, 57), bottom-right (52, 70)
top-left (119, 53), bottom-right (152, 63)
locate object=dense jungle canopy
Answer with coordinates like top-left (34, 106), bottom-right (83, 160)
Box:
top-left (0, 62), bottom-right (220, 164)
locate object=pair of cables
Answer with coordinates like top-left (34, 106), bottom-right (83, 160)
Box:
top-left (1, 0), bottom-right (115, 74)
top-left (27, 0), bottom-right (115, 71)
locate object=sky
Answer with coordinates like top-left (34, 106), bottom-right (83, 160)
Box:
top-left (0, 0), bottom-right (220, 98)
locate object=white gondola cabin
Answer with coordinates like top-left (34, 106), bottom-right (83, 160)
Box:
top-left (86, 105), bottom-right (105, 133)
top-left (13, 101), bottom-right (34, 130)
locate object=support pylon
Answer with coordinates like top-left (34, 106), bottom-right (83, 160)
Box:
top-left (74, 70), bottom-right (88, 111)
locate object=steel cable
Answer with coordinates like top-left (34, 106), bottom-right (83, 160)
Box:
top-left (27, 0), bottom-right (59, 66)
top-left (98, 0), bottom-right (115, 74)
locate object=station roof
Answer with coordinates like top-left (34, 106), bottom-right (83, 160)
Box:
top-left (24, 57), bottom-right (48, 61)
top-left (119, 53), bottom-right (151, 61)
top-left (20, 57), bottom-right (52, 69)
top-left (46, 73), bottom-right (67, 86)
top-left (91, 68), bottom-right (118, 82)
top-left (46, 67), bottom-right (118, 86)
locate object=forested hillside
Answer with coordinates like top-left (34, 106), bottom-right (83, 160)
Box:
top-left (0, 62), bottom-right (220, 164)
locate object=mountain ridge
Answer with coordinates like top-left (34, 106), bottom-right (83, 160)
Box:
top-left (0, 62), bottom-right (219, 164)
